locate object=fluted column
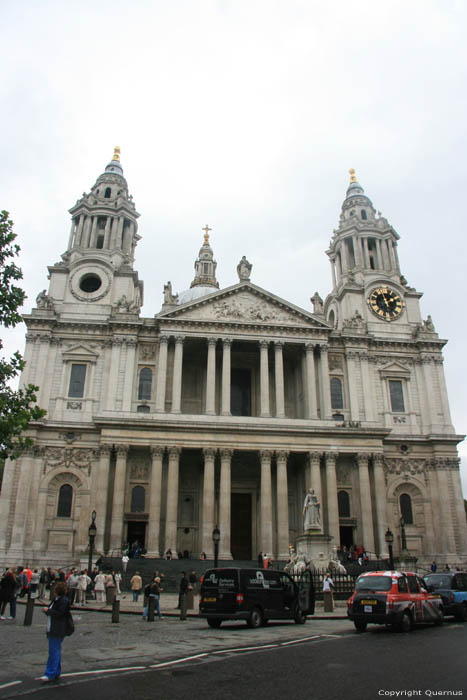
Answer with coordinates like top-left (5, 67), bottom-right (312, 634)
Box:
top-left (276, 451), bottom-right (289, 559)
top-left (105, 338), bottom-right (122, 410)
top-left (274, 342), bottom-right (285, 418)
top-left (0, 459), bottom-right (17, 552)
top-left (372, 454), bottom-right (388, 557)
top-left (318, 344), bottom-right (332, 419)
top-left (171, 335), bottom-right (184, 413)
top-left (155, 336), bottom-right (169, 412)
top-left (308, 451), bottom-right (323, 533)
top-left (201, 448), bottom-right (216, 557)
top-left (433, 459), bottom-right (456, 554)
top-left (346, 352), bottom-right (360, 421)
top-left (360, 353), bottom-right (375, 422)
top-left (32, 486), bottom-right (49, 553)
top-left (325, 452), bottom-right (340, 544)
top-left (305, 343), bottom-right (318, 419)
top-left (260, 340), bottom-right (270, 417)
top-left (89, 215), bottom-right (98, 248)
top-left (122, 338), bottom-right (137, 411)
top-left (94, 445), bottom-right (112, 552)
top-left (165, 446), bottom-right (181, 553)
top-left (357, 453), bottom-right (375, 554)
top-left (9, 451), bottom-right (36, 552)
top-left (147, 446), bottom-right (164, 557)
top-left (221, 338), bottom-right (232, 416)
top-left (219, 449), bottom-right (233, 558)
top-left (76, 214), bottom-right (85, 246)
top-left (260, 450), bottom-right (273, 555)
top-left (103, 216), bottom-right (112, 248)
top-left (205, 338), bottom-right (217, 415)
top-left (109, 444), bottom-right (129, 551)
top-left (362, 238), bottom-right (370, 268)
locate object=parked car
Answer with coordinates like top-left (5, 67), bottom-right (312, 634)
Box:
top-left (347, 570), bottom-right (444, 632)
top-left (423, 571), bottom-right (467, 621)
top-left (199, 567), bottom-right (315, 628)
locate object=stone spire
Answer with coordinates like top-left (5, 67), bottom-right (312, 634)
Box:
top-left (190, 225), bottom-right (219, 290)
top-left (66, 147), bottom-right (140, 263)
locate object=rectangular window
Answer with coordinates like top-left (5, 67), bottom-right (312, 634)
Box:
top-left (68, 364), bottom-right (86, 398)
top-left (389, 380), bottom-right (405, 412)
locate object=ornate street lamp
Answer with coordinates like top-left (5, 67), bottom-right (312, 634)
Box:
top-left (400, 516), bottom-right (407, 551)
top-left (385, 528), bottom-right (394, 570)
top-left (212, 526), bottom-right (220, 568)
top-left (88, 510), bottom-right (97, 574)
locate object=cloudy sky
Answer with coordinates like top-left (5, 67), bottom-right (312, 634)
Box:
top-left (1, 0), bottom-right (466, 493)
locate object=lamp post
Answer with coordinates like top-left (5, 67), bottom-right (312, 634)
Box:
top-left (88, 510), bottom-right (97, 574)
top-left (400, 516), bottom-right (407, 551)
top-left (385, 528), bottom-right (394, 570)
top-left (212, 526), bottom-right (220, 568)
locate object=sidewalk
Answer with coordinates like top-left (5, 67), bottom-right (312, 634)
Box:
top-left (24, 592), bottom-right (348, 619)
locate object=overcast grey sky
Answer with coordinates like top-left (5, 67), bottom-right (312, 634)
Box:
top-left (1, 0), bottom-right (466, 493)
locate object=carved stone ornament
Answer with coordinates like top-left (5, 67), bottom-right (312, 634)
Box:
top-left (383, 458), bottom-right (427, 477)
top-left (237, 256), bottom-right (252, 281)
top-left (328, 354), bottom-right (343, 371)
top-left (140, 345), bottom-right (156, 361)
top-left (342, 309), bottom-right (365, 330)
top-left (336, 462), bottom-right (352, 484)
top-left (429, 457), bottom-right (461, 471)
top-left (178, 291), bottom-right (304, 325)
top-left (130, 462), bottom-right (149, 480)
top-left (43, 447), bottom-right (94, 475)
top-left (66, 401), bottom-right (82, 410)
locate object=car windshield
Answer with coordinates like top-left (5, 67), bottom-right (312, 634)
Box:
top-left (423, 574), bottom-right (451, 590)
top-left (355, 575), bottom-right (392, 592)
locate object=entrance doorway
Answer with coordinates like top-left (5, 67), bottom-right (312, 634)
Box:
top-left (231, 493), bottom-right (252, 559)
top-left (339, 525), bottom-right (354, 549)
top-left (127, 521), bottom-right (147, 550)
top-left (231, 369), bottom-right (251, 416)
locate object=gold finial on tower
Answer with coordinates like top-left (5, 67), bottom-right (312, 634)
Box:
top-left (113, 146), bottom-right (121, 162)
top-left (349, 168), bottom-right (357, 183)
top-left (202, 224), bottom-right (212, 243)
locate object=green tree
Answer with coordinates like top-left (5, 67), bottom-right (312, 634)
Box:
top-left (0, 210), bottom-right (46, 461)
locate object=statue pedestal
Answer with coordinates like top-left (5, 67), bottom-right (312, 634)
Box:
top-left (295, 532), bottom-right (334, 569)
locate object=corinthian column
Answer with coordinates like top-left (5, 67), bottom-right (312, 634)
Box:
top-left (356, 453), bottom-right (375, 554)
top-left (94, 445), bottom-right (112, 552)
top-left (274, 342), bottom-right (285, 418)
top-left (305, 343), bottom-right (318, 419)
top-left (205, 338), bottom-right (217, 415)
top-left (9, 450), bottom-right (36, 552)
top-left (318, 344), bottom-right (332, 419)
top-left (260, 340), bottom-right (271, 417)
top-left (372, 454), bottom-right (388, 557)
top-left (260, 450), bottom-right (273, 555)
top-left (276, 451), bottom-right (289, 559)
top-left (147, 446), bottom-right (164, 557)
top-left (155, 336), bottom-right (169, 412)
top-left (219, 449), bottom-right (233, 559)
top-left (109, 444), bottom-right (129, 551)
top-left (325, 452), bottom-right (340, 544)
top-left (201, 448), bottom-right (216, 557)
top-left (221, 338), bottom-right (232, 416)
top-left (346, 352), bottom-right (360, 421)
top-left (165, 447), bottom-right (181, 553)
top-left (171, 335), bottom-right (184, 413)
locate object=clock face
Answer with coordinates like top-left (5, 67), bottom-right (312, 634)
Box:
top-left (368, 287), bottom-right (404, 321)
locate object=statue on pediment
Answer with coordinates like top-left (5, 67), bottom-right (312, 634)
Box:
top-left (163, 281), bottom-right (178, 305)
top-left (310, 292), bottom-right (324, 315)
top-left (237, 256), bottom-right (252, 281)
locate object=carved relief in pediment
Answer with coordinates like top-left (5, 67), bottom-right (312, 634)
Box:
top-left (177, 292), bottom-right (306, 325)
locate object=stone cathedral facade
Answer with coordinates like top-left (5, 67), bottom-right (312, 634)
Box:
top-left (0, 151), bottom-right (466, 568)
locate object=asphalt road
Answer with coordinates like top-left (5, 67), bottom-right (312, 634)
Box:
top-left (1, 618), bottom-right (466, 699)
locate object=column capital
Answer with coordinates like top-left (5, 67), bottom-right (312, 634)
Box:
top-left (372, 453), bottom-right (384, 468)
top-left (356, 453), bottom-right (370, 468)
top-left (275, 450), bottom-right (289, 464)
top-left (305, 342), bottom-right (316, 353)
top-left (159, 335), bottom-right (169, 346)
top-left (220, 448), bottom-right (233, 460)
top-left (207, 337), bottom-right (218, 347)
top-left (324, 451), bottom-right (339, 464)
top-left (115, 444), bottom-right (130, 456)
top-left (222, 337), bottom-right (232, 347)
top-left (203, 447), bottom-right (217, 460)
top-left (99, 445), bottom-right (113, 458)
top-left (308, 451), bottom-right (321, 465)
top-left (168, 446), bottom-right (181, 459)
top-left (319, 343), bottom-right (329, 354)
top-left (275, 340), bottom-right (285, 349)
top-left (174, 335), bottom-right (185, 345)
top-left (260, 450), bottom-right (273, 463)
top-left (259, 339), bottom-right (270, 349)
top-left (150, 445), bottom-right (165, 459)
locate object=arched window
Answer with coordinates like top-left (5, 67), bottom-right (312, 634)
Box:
top-left (400, 493), bottom-right (413, 524)
top-left (338, 490), bottom-right (350, 517)
top-left (104, 187), bottom-right (111, 198)
top-left (57, 484), bottom-right (73, 518)
top-left (330, 377), bottom-right (344, 410)
top-left (361, 209), bottom-right (367, 220)
top-left (138, 368), bottom-right (152, 400)
top-left (131, 485), bottom-right (145, 513)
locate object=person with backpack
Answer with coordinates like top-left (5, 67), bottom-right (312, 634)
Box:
top-left (40, 581), bottom-right (74, 683)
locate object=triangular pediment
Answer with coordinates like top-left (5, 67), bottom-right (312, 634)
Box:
top-left (378, 361), bottom-right (411, 378)
top-left (61, 343), bottom-right (99, 361)
top-left (158, 282), bottom-right (330, 328)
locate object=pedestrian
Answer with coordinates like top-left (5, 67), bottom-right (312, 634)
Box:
top-left (105, 572), bottom-right (116, 605)
top-left (431, 560), bottom-right (437, 573)
top-left (40, 581), bottom-right (73, 683)
top-left (130, 571), bottom-right (142, 602)
top-left (143, 575), bottom-right (164, 620)
top-left (76, 570), bottom-right (90, 606)
top-left (0, 568), bottom-right (17, 620)
top-left (67, 570), bottom-right (79, 605)
top-left (94, 571), bottom-right (106, 603)
top-left (444, 564), bottom-right (450, 572)
top-left (122, 554), bottom-right (129, 573)
top-left (257, 551), bottom-right (263, 567)
top-left (114, 571), bottom-right (122, 595)
top-left (30, 569), bottom-right (40, 596)
top-left (165, 548), bottom-right (172, 560)
top-left (323, 572), bottom-right (335, 612)
top-left (179, 571), bottom-right (189, 620)
top-left (38, 568), bottom-right (48, 600)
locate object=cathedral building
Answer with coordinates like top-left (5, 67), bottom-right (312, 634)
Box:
top-left (0, 150), bottom-right (465, 568)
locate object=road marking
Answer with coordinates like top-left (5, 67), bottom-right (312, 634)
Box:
top-left (47, 666), bottom-right (146, 679)
top-left (212, 643), bottom-right (279, 654)
top-left (280, 635), bottom-right (322, 646)
top-left (150, 653), bottom-right (209, 668)
top-left (0, 681), bottom-right (22, 690)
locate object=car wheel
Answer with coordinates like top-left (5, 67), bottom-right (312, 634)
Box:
top-left (354, 620), bottom-right (367, 632)
top-left (294, 607), bottom-right (307, 624)
top-left (399, 612), bottom-right (412, 633)
top-left (455, 605), bottom-right (467, 622)
top-left (207, 618), bottom-right (222, 628)
top-left (247, 607), bottom-right (263, 628)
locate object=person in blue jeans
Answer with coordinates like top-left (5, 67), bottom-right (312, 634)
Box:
top-left (143, 576), bottom-right (164, 620)
top-left (40, 581), bottom-right (72, 682)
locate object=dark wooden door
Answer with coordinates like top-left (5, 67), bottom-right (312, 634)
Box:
top-left (231, 493), bottom-right (252, 560)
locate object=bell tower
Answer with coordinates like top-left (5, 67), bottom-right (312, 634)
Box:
top-left (43, 147), bottom-right (144, 320)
